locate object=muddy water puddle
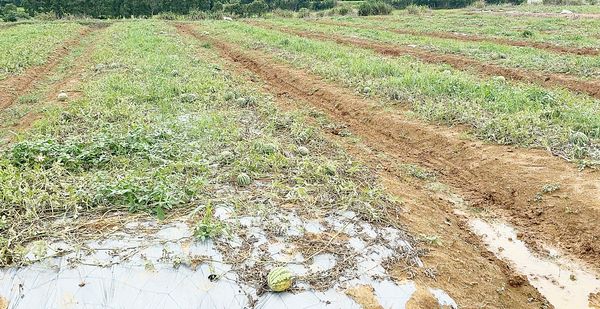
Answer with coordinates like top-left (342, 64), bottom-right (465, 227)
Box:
top-left (428, 180), bottom-right (600, 308)
top-left (469, 218), bottom-right (600, 309)
top-left (0, 208), bottom-right (457, 308)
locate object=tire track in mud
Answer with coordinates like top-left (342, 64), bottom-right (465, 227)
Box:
top-left (176, 23), bottom-right (600, 275)
top-left (249, 21), bottom-right (600, 100)
top-left (175, 22), bottom-right (549, 308)
top-left (314, 19), bottom-right (600, 56)
top-left (0, 24), bottom-right (101, 112)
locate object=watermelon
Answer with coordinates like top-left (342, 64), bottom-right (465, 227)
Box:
top-left (57, 92), bottom-right (68, 102)
top-left (219, 150), bottom-right (234, 164)
top-left (236, 97), bottom-right (249, 107)
top-left (570, 131), bottom-right (589, 146)
top-left (492, 75), bottom-right (506, 83)
top-left (256, 143), bottom-right (278, 155)
top-left (236, 173), bottom-right (252, 187)
top-left (267, 267), bottom-right (293, 292)
top-left (297, 146), bottom-right (309, 156)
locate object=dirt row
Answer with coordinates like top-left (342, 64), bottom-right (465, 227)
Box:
top-left (315, 19), bottom-right (600, 56)
top-left (179, 21), bottom-right (600, 275)
top-left (248, 21), bottom-right (600, 100)
top-left (0, 25), bottom-right (97, 112)
top-left (175, 22), bottom-right (550, 308)
top-left (0, 24), bottom-right (107, 133)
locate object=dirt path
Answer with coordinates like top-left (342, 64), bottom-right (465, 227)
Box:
top-left (0, 25), bottom-right (97, 112)
top-left (248, 21), bottom-right (600, 100)
top-left (177, 22), bottom-right (600, 276)
top-left (315, 19), bottom-right (600, 56)
top-left (175, 22), bottom-right (550, 308)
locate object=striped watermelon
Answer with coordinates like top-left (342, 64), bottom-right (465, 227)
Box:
top-left (236, 173), bottom-right (252, 187)
top-left (267, 267), bottom-right (293, 292)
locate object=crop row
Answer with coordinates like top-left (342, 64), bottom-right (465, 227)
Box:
top-left (203, 21), bottom-right (600, 162)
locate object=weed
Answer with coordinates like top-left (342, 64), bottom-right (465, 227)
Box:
top-left (358, 1), bottom-right (393, 16)
top-left (405, 4), bottom-right (427, 15)
top-left (298, 8), bottom-right (311, 18)
top-left (521, 29), bottom-right (534, 38)
top-left (194, 203), bottom-right (226, 240)
top-left (401, 164), bottom-right (436, 181)
top-left (541, 183), bottom-right (561, 194)
top-left (422, 235), bottom-right (443, 246)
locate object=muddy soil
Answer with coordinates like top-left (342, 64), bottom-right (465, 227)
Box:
top-left (0, 26), bottom-right (96, 112)
top-left (176, 22), bottom-right (562, 308)
top-left (177, 21), bottom-right (600, 278)
top-left (249, 21), bottom-right (600, 100)
top-left (315, 19), bottom-right (600, 56)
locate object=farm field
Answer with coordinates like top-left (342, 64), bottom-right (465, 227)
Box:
top-left (0, 7), bottom-right (599, 309)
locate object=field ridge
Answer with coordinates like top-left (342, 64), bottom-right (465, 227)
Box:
top-left (248, 21), bottom-right (600, 100)
top-left (0, 25), bottom-right (100, 112)
top-left (315, 19), bottom-right (600, 56)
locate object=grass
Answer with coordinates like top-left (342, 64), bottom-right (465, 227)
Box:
top-left (372, 9), bottom-right (600, 49)
top-left (0, 20), bottom-right (401, 267)
top-left (475, 4), bottom-right (600, 14)
top-left (202, 21), bottom-right (600, 162)
top-left (258, 18), bottom-right (600, 79)
top-left (0, 23), bottom-right (84, 80)
top-left (0, 28), bottom-right (103, 137)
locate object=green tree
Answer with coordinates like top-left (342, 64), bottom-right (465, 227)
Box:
top-left (246, 0), bottom-right (267, 16)
top-left (1, 3), bottom-right (18, 21)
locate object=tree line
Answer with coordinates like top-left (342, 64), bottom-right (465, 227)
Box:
top-left (0, 0), bottom-right (336, 18)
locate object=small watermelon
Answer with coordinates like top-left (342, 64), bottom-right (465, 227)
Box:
top-left (570, 131), bottom-right (589, 146)
top-left (297, 146), bottom-right (309, 156)
top-left (236, 97), bottom-right (249, 107)
top-left (219, 150), bottom-right (234, 164)
top-left (236, 173), bottom-right (252, 187)
top-left (256, 143), bottom-right (278, 155)
top-left (492, 75), bottom-right (506, 83)
top-left (57, 92), bottom-right (68, 102)
top-left (267, 267), bottom-right (293, 292)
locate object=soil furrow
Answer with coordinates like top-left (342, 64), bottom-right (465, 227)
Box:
top-left (175, 22), bottom-right (549, 308)
top-left (9, 26), bottom-right (106, 132)
top-left (176, 23), bottom-right (600, 275)
top-left (314, 19), bottom-right (600, 56)
top-left (249, 21), bottom-right (600, 99)
top-left (0, 26), bottom-right (95, 111)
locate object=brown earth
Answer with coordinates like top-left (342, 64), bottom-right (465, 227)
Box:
top-left (248, 21), bottom-right (600, 100)
top-left (315, 19), bottom-right (600, 56)
top-left (345, 285), bottom-right (384, 309)
top-left (177, 22), bottom-right (555, 308)
top-left (0, 26), bottom-right (95, 112)
top-left (177, 20), bottom-right (600, 289)
top-left (406, 286), bottom-right (444, 309)
top-left (591, 292), bottom-right (600, 308)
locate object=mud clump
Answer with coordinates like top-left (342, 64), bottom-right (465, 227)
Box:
top-left (345, 285), bottom-right (383, 309)
top-left (508, 274), bottom-right (527, 287)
